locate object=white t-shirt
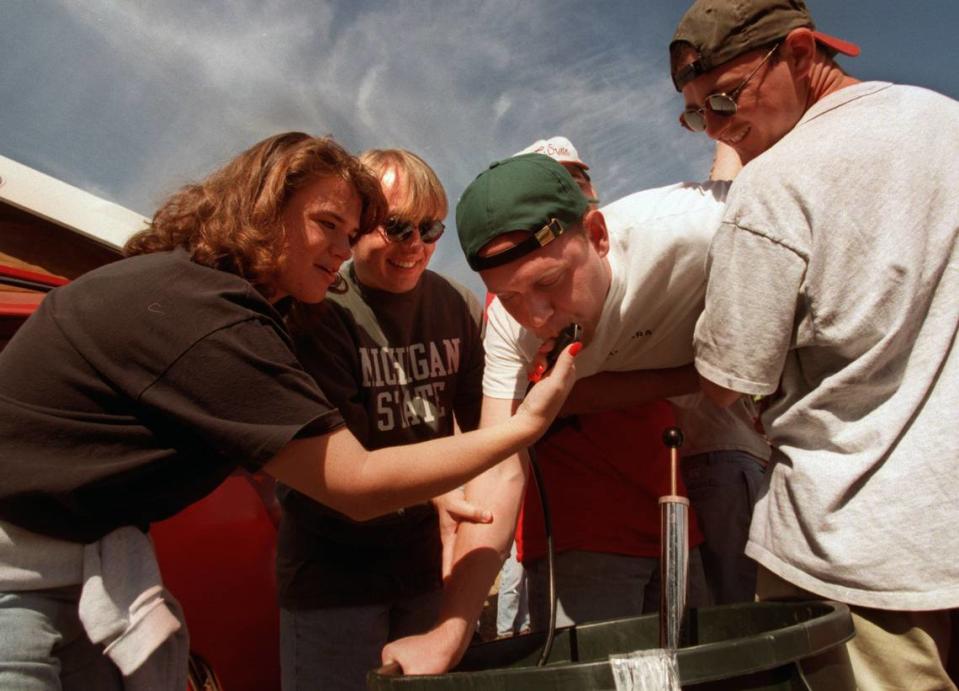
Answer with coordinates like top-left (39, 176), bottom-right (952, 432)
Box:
top-left (484, 181), bottom-right (769, 460)
top-left (695, 82), bottom-right (959, 610)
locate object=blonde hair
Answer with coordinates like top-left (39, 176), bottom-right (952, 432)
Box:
top-left (125, 132), bottom-right (387, 297)
top-left (359, 149), bottom-right (447, 222)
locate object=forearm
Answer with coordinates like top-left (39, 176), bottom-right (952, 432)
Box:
top-left (264, 418), bottom-right (537, 522)
top-left (560, 364), bottom-right (698, 416)
top-left (378, 392), bottom-right (551, 674)
top-left (698, 373), bottom-right (743, 408)
top-left (430, 455), bottom-right (528, 665)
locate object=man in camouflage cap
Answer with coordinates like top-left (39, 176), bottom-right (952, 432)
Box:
top-left (670, 1), bottom-right (959, 688)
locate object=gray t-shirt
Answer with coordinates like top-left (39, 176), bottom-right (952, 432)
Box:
top-left (695, 82), bottom-right (959, 610)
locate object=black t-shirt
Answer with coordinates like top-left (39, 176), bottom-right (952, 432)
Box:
top-left (0, 248), bottom-right (343, 542)
top-left (277, 264), bottom-right (484, 608)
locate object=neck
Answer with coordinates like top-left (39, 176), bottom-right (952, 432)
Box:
top-left (805, 58), bottom-right (860, 110)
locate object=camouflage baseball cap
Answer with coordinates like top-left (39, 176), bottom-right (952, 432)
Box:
top-left (670, 0), bottom-right (860, 91)
top-left (456, 153), bottom-right (588, 272)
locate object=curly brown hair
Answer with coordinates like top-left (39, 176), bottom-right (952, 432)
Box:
top-left (124, 132), bottom-right (387, 297)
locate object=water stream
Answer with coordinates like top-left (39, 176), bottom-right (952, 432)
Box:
top-left (609, 649), bottom-right (681, 691)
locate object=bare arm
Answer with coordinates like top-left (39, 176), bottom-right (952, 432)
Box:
top-left (264, 345), bottom-right (576, 521)
top-left (381, 396), bottom-right (527, 673)
top-left (525, 336), bottom-right (698, 417)
top-left (709, 141), bottom-right (743, 181)
top-left (560, 364), bottom-right (699, 416)
top-left (699, 373), bottom-right (743, 408)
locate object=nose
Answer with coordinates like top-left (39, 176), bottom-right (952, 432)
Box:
top-left (524, 293), bottom-right (553, 330)
top-left (332, 229), bottom-right (353, 261)
top-left (703, 110), bottom-right (731, 141)
top-left (401, 227), bottom-right (424, 248)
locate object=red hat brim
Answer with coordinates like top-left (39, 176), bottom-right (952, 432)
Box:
top-left (814, 31), bottom-right (860, 57)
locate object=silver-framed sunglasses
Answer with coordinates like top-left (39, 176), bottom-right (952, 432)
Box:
top-left (679, 42), bottom-right (781, 133)
top-left (383, 217), bottom-right (445, 244)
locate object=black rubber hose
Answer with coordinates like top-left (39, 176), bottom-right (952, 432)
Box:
top-left (525, 324), bottom-right (580, 668)
top-left (528, 444), bottom-right (557, 667)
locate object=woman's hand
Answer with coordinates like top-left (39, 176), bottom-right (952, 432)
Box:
top-left (526, 337), bottom-right (558, 383)
top-left (515, 341), bottom-right (581, 441)
top-left (431, 488), bottom-right (492, 580)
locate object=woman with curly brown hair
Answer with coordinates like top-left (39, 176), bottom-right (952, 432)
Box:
top-left (0, 132), bottom-right (578, 690)
top-left (276, 148), bottom-right (487, 691)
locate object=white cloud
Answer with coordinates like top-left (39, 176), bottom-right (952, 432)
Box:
top-left (4, 0), bottom-right (717, 295)
top-left (493, 94), bottom-right (512, 124)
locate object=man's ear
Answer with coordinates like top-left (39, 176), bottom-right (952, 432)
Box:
top-left (783, 27), bottom-right (817, 80)
top-left (584, 210), bottom-right (609, 258)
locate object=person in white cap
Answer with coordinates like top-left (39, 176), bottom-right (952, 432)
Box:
top-left (516, 136), bottom-right (599, 207)
top-left (671, 0), bottom-right (959, 687)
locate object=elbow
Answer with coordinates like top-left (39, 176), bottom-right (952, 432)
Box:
top-left (323, 493), bottom-right (389, 522)
top-left (699, 375), bottom-right (742, 408)
top-left (337, 503), bottom-right (376, 522)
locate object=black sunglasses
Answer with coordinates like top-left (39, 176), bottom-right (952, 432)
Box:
top-left (383, 217), bottom-right (445, 244)
top-left (680, 42), bottom-right (780, 133)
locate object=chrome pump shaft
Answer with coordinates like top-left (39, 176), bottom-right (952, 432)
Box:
top-left (659, 427), bottom-right (688, 650)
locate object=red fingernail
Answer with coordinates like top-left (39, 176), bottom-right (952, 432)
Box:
top-left (528, 370), bottom-right (542, 383)
top-left (569, 342), bottom-right (583, 356)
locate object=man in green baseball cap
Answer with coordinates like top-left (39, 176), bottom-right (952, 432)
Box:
top-left (383, 146), bottom-right (773, 674)
top-left (669, 1), bottom-right (959, 688)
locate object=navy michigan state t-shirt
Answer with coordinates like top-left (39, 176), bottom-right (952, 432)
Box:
top-left (0, 248), bottom-right (343, 543)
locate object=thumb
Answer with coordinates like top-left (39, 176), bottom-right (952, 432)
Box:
top-left (441, 496), bottom-right (493, 524)
top-left (377, 656), bottom-right (403, 676)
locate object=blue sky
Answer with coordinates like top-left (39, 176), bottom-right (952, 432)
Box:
top-left (2, 0), bottom-right (958, 298)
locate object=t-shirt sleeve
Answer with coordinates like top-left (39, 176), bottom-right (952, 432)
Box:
top-left (452, 288), bottom-right (485, 432)
top-left (288, 302), bottom-right (373, 443)
top-left (482, 298), bottom-right (538, 400)
top-left (694, 222), bottom-right (807, 396)
top-left (138, 318), bottom-right (344, 471)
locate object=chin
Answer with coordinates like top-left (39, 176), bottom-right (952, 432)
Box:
top-left (295, 287), bottom-right (330, 303)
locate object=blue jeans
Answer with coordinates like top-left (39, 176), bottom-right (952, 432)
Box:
top-left (525, 548), bottom-right (709, 630)
top-left (495, 540), bottom-right (530, 637)
top-left (681, 450), bottom-right (765, 605)
top-left (0, 586), bottom-right (122, 691)
top-left (280, 588), bottom-right (442, 691)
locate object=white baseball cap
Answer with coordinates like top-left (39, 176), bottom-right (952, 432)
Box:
top-left (514, 136), bottom-right (588, 170)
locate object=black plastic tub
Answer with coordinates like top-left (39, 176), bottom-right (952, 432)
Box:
top-left (368, 601), bottom-right (855, 690)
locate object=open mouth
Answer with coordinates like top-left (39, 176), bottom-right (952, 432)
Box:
top-left (389, 258), bottom-right (420, 270)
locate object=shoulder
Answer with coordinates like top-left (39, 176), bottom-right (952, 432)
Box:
top-left (601, 180), bottom-right (728, 232)
top-left (52, 250), bottom-right (279, 341)
top-left (853, 82), bottom-right (958, 111)
top-left (419, 270), bottom-right (483, 320)
top-left (67, 250), bottom-right (262, 309)
top-left (420, 270), bottom-right (476, 301)
top-left (287, 297), bottom-right (353, 339)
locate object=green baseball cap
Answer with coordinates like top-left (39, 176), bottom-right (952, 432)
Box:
top-left (670, 0), bottom-right (860, 91)
top-left (456, 153), bottom-right (588, 272)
